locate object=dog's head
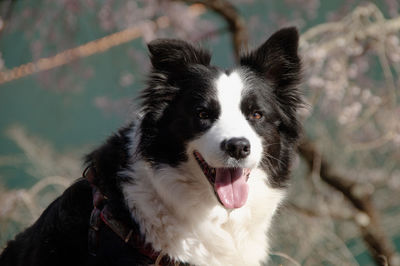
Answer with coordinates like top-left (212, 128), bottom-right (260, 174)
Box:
top-left (139, 28), bottom-right (302, 209)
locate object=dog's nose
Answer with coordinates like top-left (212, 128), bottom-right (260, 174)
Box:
top-left (221, 138), bottom-right (251, 159)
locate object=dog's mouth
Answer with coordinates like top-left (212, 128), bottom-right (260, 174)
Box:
top-left (193, 151), bottom-right (250, 209)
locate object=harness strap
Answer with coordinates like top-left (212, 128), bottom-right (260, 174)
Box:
top-left (83, 166), bottom-right (184, 266)
top-left (88, 207), bottom-right (101, 256)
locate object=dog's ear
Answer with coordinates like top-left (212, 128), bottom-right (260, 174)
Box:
top-left (240, 27), bottom-right (301, 89)
top-left (147, 39), bottom-right (211, 71)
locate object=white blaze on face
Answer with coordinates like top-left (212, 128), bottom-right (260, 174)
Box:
top-left (190, 71), bottom-right (263, 169)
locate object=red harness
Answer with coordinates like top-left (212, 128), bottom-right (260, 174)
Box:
top-left (83, 166), bottom-right (183, 266)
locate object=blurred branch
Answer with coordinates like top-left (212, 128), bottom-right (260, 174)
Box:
top-left (0, 176), bottom-right (70, 221)
top-left (0, 0), bottom-right (248, 85)
top-left (0, 5), bottom-right (205, 85)
top-left (301, 4), bottom-right (399, 108)
top-left (0, 21), bottom-right (144, 84)
top-left (174, 0), bottom-right (248, 62)
top-left (300, 4), bottom-right (400, 49)
top-left (288, 202), bottom-right (354, 221)
top-left (298, 139), bottom-right (398, 266)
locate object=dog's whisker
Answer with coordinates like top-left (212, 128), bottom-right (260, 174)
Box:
top-left (263, 152), bottom-right (287, 166)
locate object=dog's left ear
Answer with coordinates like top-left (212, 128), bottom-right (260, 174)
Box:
top-left (148, 39), bottom-right (211, 72)
top-left (240, 27), bottom-right (301, 89)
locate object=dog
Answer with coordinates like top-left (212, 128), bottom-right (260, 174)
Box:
top-left (0, 27), bottom-right (302, 266)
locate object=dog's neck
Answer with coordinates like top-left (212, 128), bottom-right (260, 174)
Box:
top-left (121, 155), bottom-right (285, 266)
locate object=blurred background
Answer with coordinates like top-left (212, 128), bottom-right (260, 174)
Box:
top-left (0, 0), bottom-right (399, 265)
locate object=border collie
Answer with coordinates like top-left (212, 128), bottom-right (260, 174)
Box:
top-left (0, 27), bottom-right (302, 266)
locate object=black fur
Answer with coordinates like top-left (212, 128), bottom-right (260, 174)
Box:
top-left (240, 27), bottom-right (302, 187)
top-left (84, 124), bottom-right (136, 224)
top-left (139, 40), bottom-right (221, 166)
top-left (0, 179), bottom-right (93, 266)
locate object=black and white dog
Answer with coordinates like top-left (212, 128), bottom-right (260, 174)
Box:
top-left (0, 27), bottom-right (302, 266)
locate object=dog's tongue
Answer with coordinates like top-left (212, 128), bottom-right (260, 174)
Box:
top-left (215, 168), bottom-right (249, 209)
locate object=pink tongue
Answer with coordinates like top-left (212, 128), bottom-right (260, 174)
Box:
top-left (215, 168), bottom-right (249, 209)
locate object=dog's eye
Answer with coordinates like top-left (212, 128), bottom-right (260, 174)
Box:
top-left (196, 107), bottom-right (210, 119)
top-left (198, 110), bottom-right (209, 119)
top-left (250, 111), bottom-right (263, 120)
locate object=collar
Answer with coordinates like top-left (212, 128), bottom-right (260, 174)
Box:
top-left (83, 166), bottom-right (184, 266)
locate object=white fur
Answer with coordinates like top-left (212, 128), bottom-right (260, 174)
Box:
top-left (190, 72), bottom-right (263, 169)
top-left (121, 72), bottom-right (286, 265)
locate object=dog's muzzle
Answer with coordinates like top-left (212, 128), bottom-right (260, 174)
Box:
top-left (193, 151), bottom-right (250, 209)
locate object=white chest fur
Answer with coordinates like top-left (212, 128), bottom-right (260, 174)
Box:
top-left (121, 160), bottom-right (285, 266)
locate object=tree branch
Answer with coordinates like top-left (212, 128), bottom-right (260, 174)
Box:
top-left (173, 0), bottom-right (248, 62)
top-left (298, 140), bottom-right (397, 266)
